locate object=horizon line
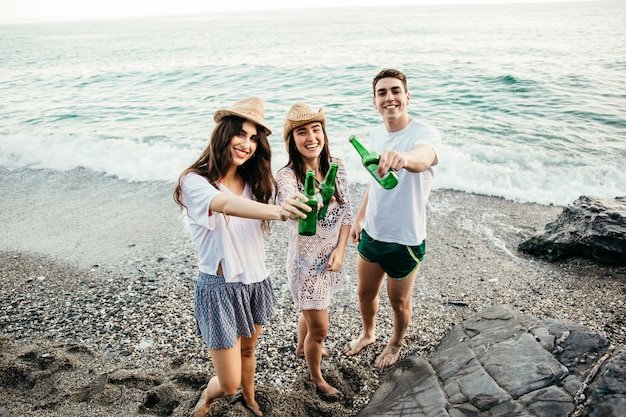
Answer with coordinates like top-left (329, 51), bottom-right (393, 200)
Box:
top-left (0, 0), bottom-right (607, 26)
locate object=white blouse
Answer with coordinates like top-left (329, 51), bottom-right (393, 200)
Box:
top-left (180, 173), bottom-right (269, 284)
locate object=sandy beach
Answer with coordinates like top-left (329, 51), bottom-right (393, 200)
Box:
top-left (1, 167), bottom-right (624, 416)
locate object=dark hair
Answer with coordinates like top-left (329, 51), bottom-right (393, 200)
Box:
top-left (284, 123), bottom-right (344, 205)
top-left (173, 116), bottom-right (276, 230)
top-left (372, 68), bottom-right (408, 95)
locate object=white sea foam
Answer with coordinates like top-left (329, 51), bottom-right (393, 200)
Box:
top-left (0, 134), bottom-right (198, 183)
top-left (1, 132), bottom-right (623, 206)
top-left (435, 143), bottom-right (626, 206)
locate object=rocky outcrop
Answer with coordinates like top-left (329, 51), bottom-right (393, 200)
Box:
top-left (359, 306), bottom-right (625, 417)
top-left (518, 196), bottom-right (626, 265)
top-left (584, 346), bottom-right (626, 417)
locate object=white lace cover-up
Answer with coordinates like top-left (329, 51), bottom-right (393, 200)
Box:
top-left (276, 159), bottom-right (353, 310)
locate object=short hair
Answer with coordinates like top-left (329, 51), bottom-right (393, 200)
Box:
top-left (372, 68), bottom-right (408, 95)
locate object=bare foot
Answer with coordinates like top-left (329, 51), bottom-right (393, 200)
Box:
top-left (314, 380), bottom-right (342, 400)
top-left (374, 343), bottom-right (402, 369)
top-left (343, 335), bottom-right (375, 356)
top-left (242, 398), bottom-right (263, 417)
top-left (190, 386), bottom-right (212, 417)
top-left (296, 346), bottom-right (329, 358)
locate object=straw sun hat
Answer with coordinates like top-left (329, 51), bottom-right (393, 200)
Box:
top-left (213, 96), bottom-right (272, 135)
top-left (283, 103), bottom-right (326, 143)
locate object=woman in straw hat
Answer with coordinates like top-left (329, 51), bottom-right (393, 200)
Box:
top-left (276, 103), bottom-right (353, 398)
top-left (174, 97), bottom-right (310, 416)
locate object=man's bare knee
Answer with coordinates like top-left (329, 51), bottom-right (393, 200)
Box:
top-left (390, 297), bottom-right (411, 314)
top-left (358, 287), bottom-right (379, 301)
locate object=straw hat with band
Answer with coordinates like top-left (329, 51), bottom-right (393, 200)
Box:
top-left (213, 97), bottom-right (272, 135)
top-left (283, 103), bottom-right (326, 143)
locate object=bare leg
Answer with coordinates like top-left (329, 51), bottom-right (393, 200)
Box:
top-left (296, 313), bottom-right (306, 357)
top-left (344, 256), bottom-right (385, 356)
top-left (374, 268), bottom-right (419, 369)
top-left (190, 376), bottom-right (217, 417)
top-left (240, 324), bottom-right (263, 416)
top-left (296, 313), bottom-right (329, 358)
top-left (191, 341), bottom-right (243, 417)
top-left (302, 309), bottom-right (340, 397)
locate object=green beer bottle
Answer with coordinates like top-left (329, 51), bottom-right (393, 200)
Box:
top-left (317, 162), bottom-right (338, 220)
top-left (298, 170), bottom-right (318, 236)
top-left (349, 135), bottom-right (398, 190)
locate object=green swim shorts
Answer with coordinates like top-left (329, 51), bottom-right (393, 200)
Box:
top-left (357, 229), bottom-right (426, 280)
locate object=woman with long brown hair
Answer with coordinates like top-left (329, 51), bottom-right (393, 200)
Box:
top-left (276, 103), bottom-right (353, 398)
top-left (174, 97), bottom-right (309, 416)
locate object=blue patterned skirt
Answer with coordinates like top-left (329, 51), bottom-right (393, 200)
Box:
top-left (194, 272), bottom-right (276, 349)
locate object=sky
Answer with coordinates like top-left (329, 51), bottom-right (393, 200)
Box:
top-left (0, 0), bottom-right (603, 23)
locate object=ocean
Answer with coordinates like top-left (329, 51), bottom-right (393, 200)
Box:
top-left (1, 1), bottom-right (625, 206)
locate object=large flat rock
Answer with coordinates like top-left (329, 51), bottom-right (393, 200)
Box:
top-left (359, 306), bottom-right (625, 417)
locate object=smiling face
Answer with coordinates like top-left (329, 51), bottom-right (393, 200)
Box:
top-left (292, 121), bottom-right (325, 163)
top-left (229, 120), bottom-right (258, 167)
top-left (373, 77), bottom-right (411, 129)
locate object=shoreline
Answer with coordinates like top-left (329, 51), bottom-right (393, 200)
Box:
top-left (1, 167), bottom-right (625, 416)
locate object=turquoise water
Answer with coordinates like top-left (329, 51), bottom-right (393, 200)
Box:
top-left (1, 2), bottom-right (625, 205)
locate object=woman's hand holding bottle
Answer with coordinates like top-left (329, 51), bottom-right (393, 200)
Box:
top-left (278, 192), bottom-right (311, 221)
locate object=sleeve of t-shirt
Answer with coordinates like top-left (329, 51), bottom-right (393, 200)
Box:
top-left (180, 173), bottom-right (221, 230)
top-left (418, 123), bottom-right (442, 161)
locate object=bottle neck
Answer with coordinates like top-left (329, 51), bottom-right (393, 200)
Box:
top-left (304, 172), bottom-right (316, 196)
top-left (349, 137), bottom-right (370, 158)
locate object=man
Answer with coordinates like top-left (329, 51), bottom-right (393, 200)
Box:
top-left (344, 68), bottom-right (441, 368)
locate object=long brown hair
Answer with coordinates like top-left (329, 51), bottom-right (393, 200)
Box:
top-left (284, 126), bottom-right (343, 205)
top-left (173, 116), bottom-right (276, 229)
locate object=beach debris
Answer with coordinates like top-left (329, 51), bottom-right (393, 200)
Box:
top-left (445, 300), bottom-right (468, 307)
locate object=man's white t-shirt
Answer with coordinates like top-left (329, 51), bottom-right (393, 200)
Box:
top-left (363, 119), bottom-right (442, 246)
top-left (180, 173), bottom-right (269, 284)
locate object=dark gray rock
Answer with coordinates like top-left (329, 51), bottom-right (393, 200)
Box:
top-left (0, 406), bottom-right (16, 417)
top-left (560, 374), bottom-right (582, 396)
top-left (586, 346), bottom-right (626, 417)
top-left (518, 196), bottom-right (626, 265)
top-left (542, 319), bottom-right (609, 376)
top-left (517, 386), bottom-right (574, 417)
top-left (359, 306), bottom-right (626, 417)
top-left (448, 403), bottom-right (480, 417)
top-left (443, 357), bottom-right (511, 411)
top-left (481, 333), bottom-right (568, 398)
top-left (357, 356), bottom-right (448, 417)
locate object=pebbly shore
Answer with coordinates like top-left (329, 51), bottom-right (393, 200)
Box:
top-left (0, 167), bottom-right (624, 416)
